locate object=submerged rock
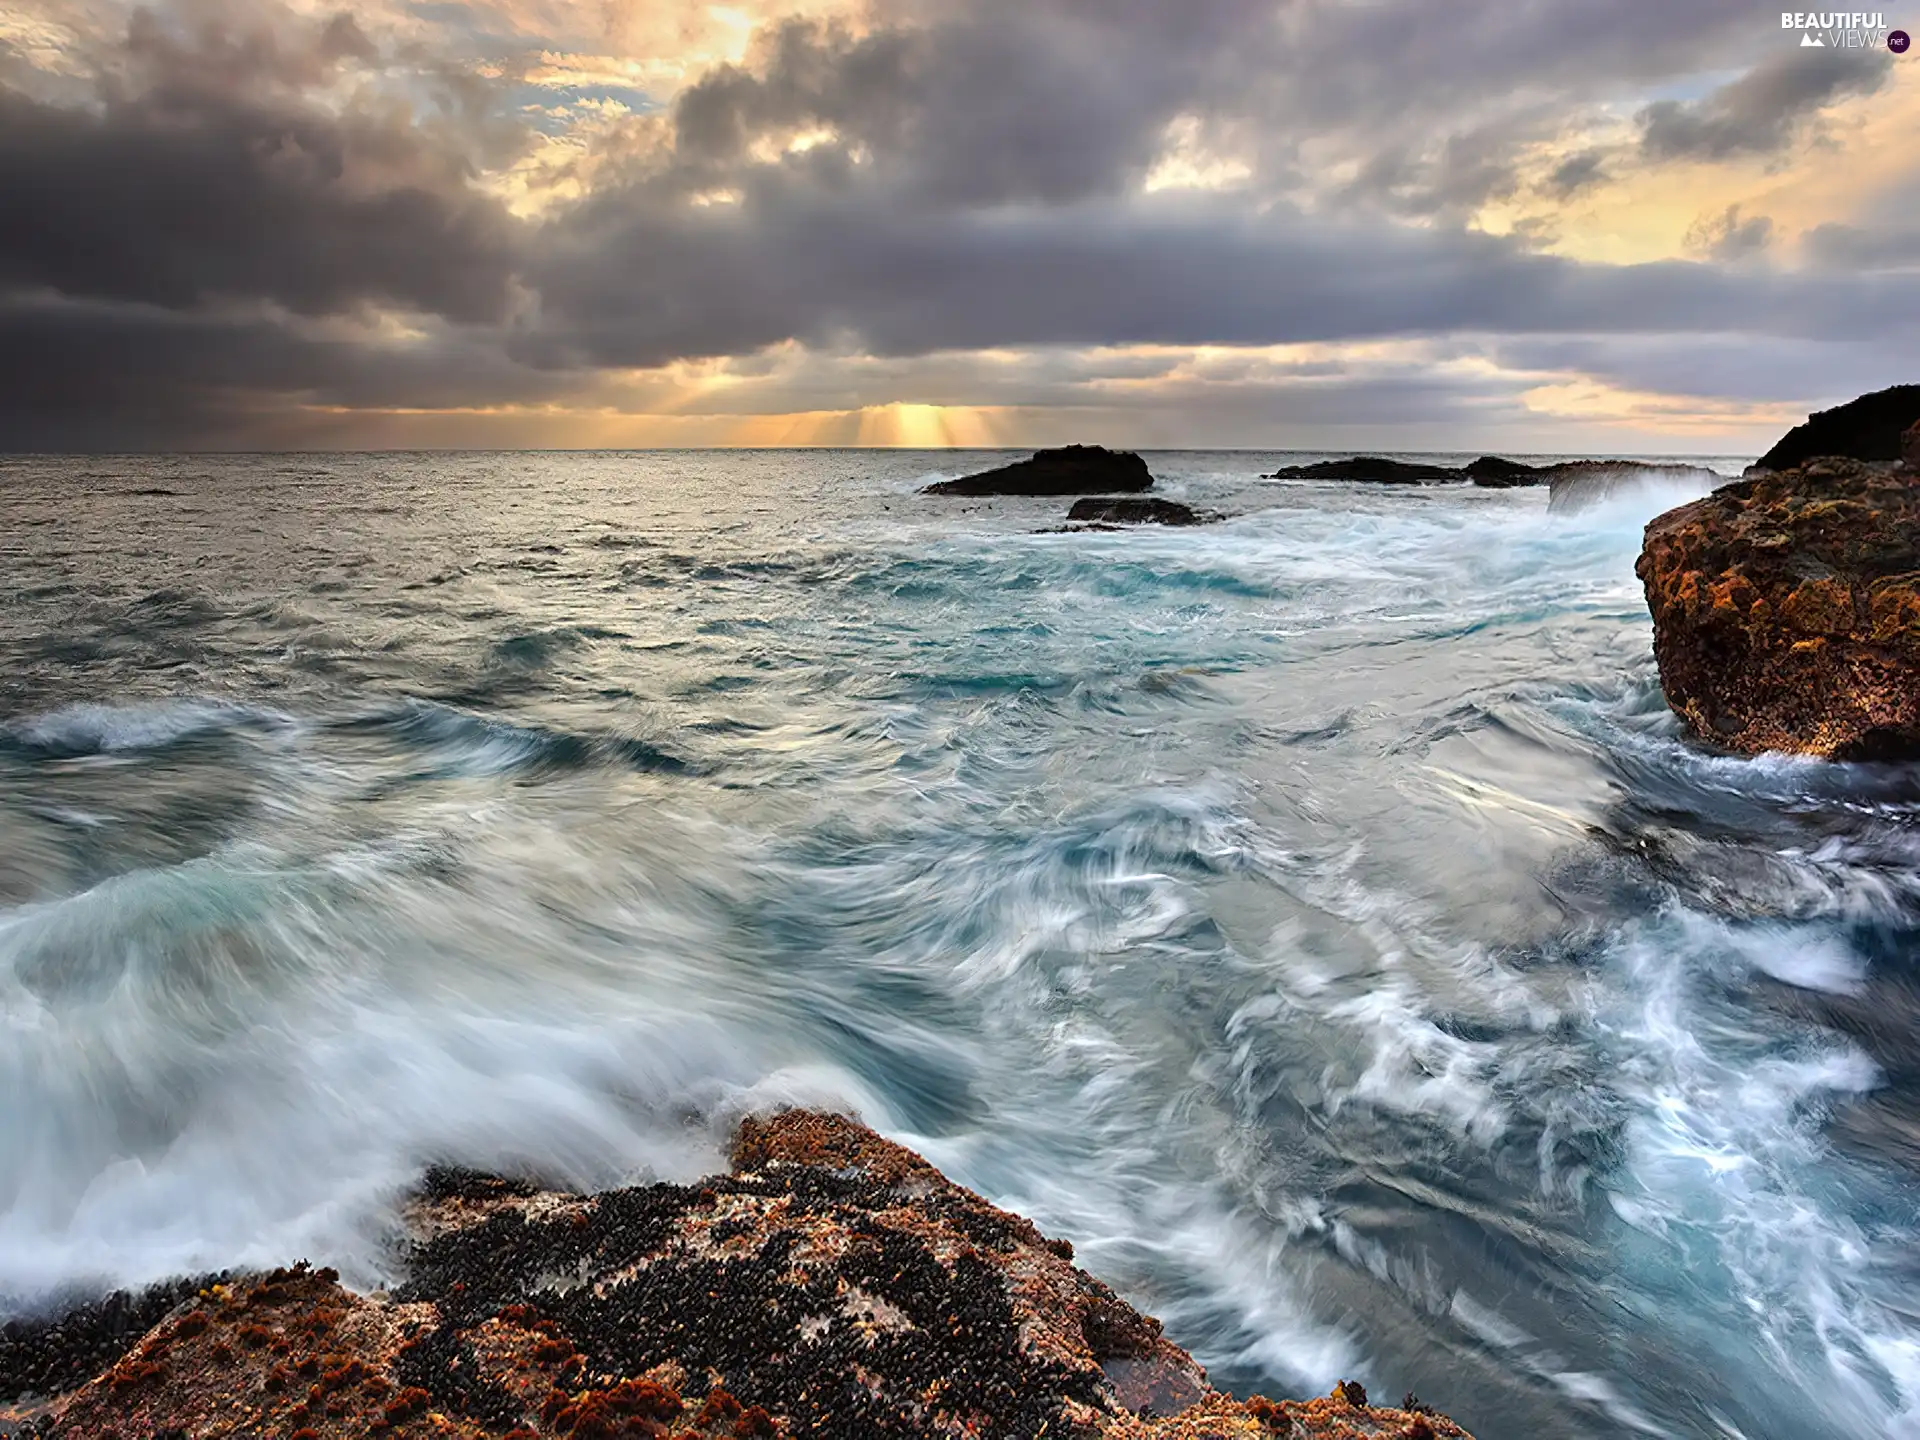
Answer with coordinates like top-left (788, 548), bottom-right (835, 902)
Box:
top-left (1264, 456), bottom-right (1459, 484)
top-left (1749, 385), bottom-right (1920, 473)
top-left (1636, 457), bottom-right (1920, 759)
top-left (1063, 496), bottom-right (1214, 527)
top-left (924, 445), bottom-right (1154, 497)
top-left (0, 1111), bottom-right (1473, 1440)
top-left (1546, 460), bottom-right (1726, 514)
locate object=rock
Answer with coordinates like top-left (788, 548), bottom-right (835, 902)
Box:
top-left (1546, 460), bottom-right (1726, 514)
top-left (1064, 496), bottom-right (1213, 526)
top-left (1903, 420), bottom-right (1920, 473)
top-left (1463, 456), bottom-right (1547, 487)
top-left (1636, 457), bottom-right (1920, 760)
top-left (1264, 456), bottom-right (1461, 484)
top-left (0, 1111), bottom-right (1475, 1440)
top-left (1749, 385), bottom-right (1920, 473)
top-left (924, 445), bottom-right (1154, 497)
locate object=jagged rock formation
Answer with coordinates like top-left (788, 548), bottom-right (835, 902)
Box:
top-left (1063, 497), bottom-right (1214, 527)
top-left (1263, 457), bottom-right (1459, 484)
top-left (1261, 455), bottom-right (1723, 503)
top-left (1637, 457), bottom-right (1920, 759)
top-left (924, 446), bottom-right (1155, 497)
top-left (1461, 457), bottom-right (1547, 488)
top-left (1749, 385), bottom-right (1920, 473)
top-left (0, 1111), bottom-right (1471, 1440)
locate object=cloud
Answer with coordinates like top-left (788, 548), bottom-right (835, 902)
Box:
top-left (0, 291), bottom-right (570, 449)
top-left (0, 3), bottom-right (527, 321)
top-left (1543, 149), bottom-right (1608, 199)
top-left (1638, 47), bottom-right (1890, 162)
top-left (1802, 220), bottom-right (1920, 270)
top-left (0, 0), bottom-right (1915, 449)
top-left (1685, 203), bottom-right (1774, 262)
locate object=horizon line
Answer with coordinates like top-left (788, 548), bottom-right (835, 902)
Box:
top-left (0, 444), bottom-right (1763, 459)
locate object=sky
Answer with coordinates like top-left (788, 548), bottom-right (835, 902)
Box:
top-left (0, 0), bottom-right (1913, 451)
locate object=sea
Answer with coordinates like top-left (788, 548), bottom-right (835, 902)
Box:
top-left (1, 450), bottom-right (1916, 1440)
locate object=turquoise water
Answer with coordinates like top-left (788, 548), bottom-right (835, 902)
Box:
top-left (2, 450), bottom-right (1916, 1439)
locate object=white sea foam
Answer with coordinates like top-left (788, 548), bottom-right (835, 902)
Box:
top-left (3, 453), bottom-right (1916, 1440)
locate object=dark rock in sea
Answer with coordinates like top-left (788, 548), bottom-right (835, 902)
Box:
top-left (923, 445), bottom-right (1154, 497)
top-left (1463, 456), bottom-right (1547, 487)
top-left (1064, 496), bottom-right (1214, 527)
top-left (1264, 456), bottom-right (1460, 484)
top-left (1636, 456), bottom-right (1920, 760)
top-left (1749, 385), bottom-right (1920, 473)
top-left (0, 1111), bottom-right (1473, 1440)
top-left (1546, 460), bottom-right (1725, 514)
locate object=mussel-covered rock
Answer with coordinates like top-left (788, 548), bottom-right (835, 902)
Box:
top-left (1, 1111), bottom-right (1476, 1440)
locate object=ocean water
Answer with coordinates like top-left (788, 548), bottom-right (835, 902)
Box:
top-left (2, 449), bottom-right (1918, 1440)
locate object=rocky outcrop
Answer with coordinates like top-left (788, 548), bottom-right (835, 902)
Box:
top-left (1264, 457), bottom-right (1459, 484)
top-left (1064, 497), bottom-right (1214, 527)
top-left (1260, 454), bottom-right (1719, 497)
top-left (1903, 420), bottom-right (1920, 472)
top-left (1636, 457), bottom-right (1920, 760)
top-left (1749, 385), bottom-right (1920, 473)
top-left (1462, 457), bottom-right (1547, 488)
top-left (1, 1111), bottom-right (1471, 1440)
top-left (925, 446), bottom-right (1154, 497)
top-left (1546, 461), bottom-right (1726, 514)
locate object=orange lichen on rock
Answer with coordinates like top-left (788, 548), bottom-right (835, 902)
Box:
top-left (1637, 456), bottom-right (1920, 759)
top-left (3, 1111), bottom-right (1474, 1440)
top-left (730, 1107), bottom-right (940, 1186)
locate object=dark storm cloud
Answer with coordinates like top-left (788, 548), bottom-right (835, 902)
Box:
top-left (665, 0), bottom-right (1267, 207)
top-left (1494, 333), bottom-right (1917, 408)
top-left (0, 0), bottom-right (1915, 447)
top-left (519, 0), bottom-right (1911, 372)
top-left (524, 161), bottom-right (1913, 372)
top-left (1638, 47), bottom-right (1890, 162)
top-left (0, 6), bottom-right (525, 321)
top-left (1341, 127), bottom-right (1525, 218)
top-left (0, 293), bottom-right (571, 449)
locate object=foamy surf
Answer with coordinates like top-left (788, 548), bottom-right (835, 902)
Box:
top-left (2, 449), bottom-right (1914, 1438)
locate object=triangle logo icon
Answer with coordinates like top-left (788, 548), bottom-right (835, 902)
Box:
top-left (1800, 31), bottom-right (1825, 45)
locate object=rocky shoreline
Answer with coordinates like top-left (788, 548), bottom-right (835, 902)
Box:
top-left (1, 1111), bottom-right (1470, 1440)
top-left (1628, 384), bottom-right (1920, 760)
top-left (1637, 455), bottom-right (1920, 760)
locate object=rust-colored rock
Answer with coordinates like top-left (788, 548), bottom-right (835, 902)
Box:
top-left (0, 1111), bottom-right (1472, 1440)
top-left (1636, 456), bottom-right (1920, 759)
